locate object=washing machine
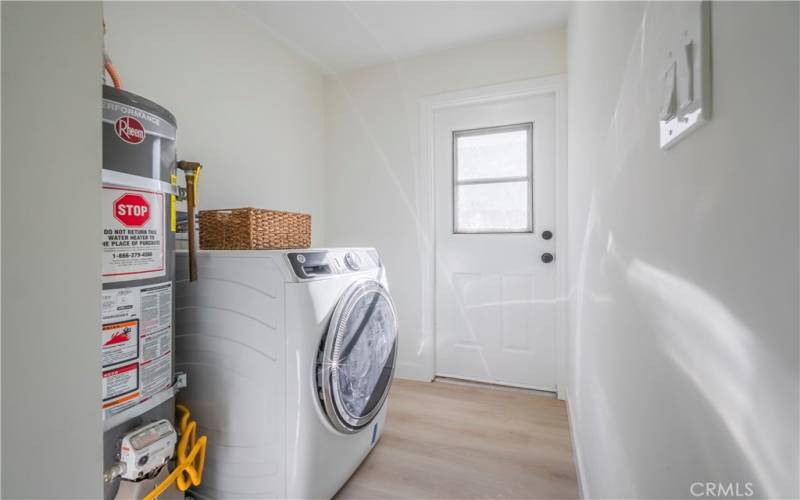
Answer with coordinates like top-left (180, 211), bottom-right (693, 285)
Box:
top-left (175, 248), bottom-right (398, 499)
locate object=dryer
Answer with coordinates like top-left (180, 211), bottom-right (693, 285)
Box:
top-left (175, 248), bottom-right (398, 499)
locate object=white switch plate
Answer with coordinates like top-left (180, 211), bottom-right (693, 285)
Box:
top-left (660, 1), bottom-right (711, 150)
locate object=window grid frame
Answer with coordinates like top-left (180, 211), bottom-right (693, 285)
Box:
top-left (452, 122), bottom-right (534, 234)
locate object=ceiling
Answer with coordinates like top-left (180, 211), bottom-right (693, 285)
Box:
top-left (233, 2), bottom-right (569, 73)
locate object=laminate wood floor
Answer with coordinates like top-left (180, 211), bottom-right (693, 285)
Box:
top-left (335, 378), bottom-right (578, 500)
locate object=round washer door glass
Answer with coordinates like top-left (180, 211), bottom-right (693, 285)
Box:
top-left (320, 279), bottom-right (398, 433)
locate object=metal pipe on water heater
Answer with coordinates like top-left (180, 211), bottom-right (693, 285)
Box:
top-left (176, 161), bottom-right (202, 282)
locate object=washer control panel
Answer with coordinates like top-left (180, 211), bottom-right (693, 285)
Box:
top-left (287, 249), bottom-right (380, 280)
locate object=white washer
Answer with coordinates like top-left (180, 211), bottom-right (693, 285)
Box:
top-left (175, 248), bottom-right (398, 499)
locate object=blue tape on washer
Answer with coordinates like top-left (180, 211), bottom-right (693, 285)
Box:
top-left (371, 422), bottom-right (378, 444)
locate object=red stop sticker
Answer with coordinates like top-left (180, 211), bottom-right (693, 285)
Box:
top-left (114, 116), bottom-right (146, 144)
top-left (113, 193), bottom-right (151, 227)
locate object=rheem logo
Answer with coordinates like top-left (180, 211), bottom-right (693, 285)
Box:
top-left (114, 116), bottom-right (146, 144)
top-left (113, 193), bottom-right (151, 227)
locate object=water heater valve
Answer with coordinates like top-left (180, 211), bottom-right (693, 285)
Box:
top-left (119, 419), bottom-right (177, 481)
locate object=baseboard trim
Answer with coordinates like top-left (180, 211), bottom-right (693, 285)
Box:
top-left (566, 396), bottom-right (590, 499)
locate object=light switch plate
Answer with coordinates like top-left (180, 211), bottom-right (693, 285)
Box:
top-left (659, 1), bottom-right (711, 150)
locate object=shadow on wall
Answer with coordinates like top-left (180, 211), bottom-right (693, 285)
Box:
top-left (567, 1), bottom-right (799, 498)
top-left (572, 202), bottom-right (798, 499)
top-left (624, 252), bottom-right (790, 499)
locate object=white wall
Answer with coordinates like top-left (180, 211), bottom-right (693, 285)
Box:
top-left (325, 28), bottom-right (566, 380)
top-left (1, 2), bottom-right (104, 497)
top-left (103, 2), bottom-right (328, 245)
top-left (567, 2), bottom-right (799, 498)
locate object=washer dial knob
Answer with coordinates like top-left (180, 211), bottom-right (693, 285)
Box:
top-left (344, 252), bottom-right (361, 271)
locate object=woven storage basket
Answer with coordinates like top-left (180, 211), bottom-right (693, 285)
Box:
top-left (199, 208), bottom-right (311, 250)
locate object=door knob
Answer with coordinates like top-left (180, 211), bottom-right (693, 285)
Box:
top-left (541, 252), bottom-right (554, 264)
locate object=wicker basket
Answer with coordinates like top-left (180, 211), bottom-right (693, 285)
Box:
top-left (199, 208), bottom-right (311, 250)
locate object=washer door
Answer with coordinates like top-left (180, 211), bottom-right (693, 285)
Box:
top-left (319, 279), bottom-right (398, 434)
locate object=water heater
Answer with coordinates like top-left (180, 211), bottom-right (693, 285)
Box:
top-left (101, 85), bottom-right (178, 500)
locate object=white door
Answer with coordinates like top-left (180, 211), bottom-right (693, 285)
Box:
top-left (434, 91), bottom-right (558, 391)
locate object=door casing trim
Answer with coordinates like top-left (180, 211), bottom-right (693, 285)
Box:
top-left (419, 75), bottom-right (568, 400)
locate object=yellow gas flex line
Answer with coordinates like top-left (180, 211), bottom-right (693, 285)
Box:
top-left (143, 404), bottom-right (207, 500)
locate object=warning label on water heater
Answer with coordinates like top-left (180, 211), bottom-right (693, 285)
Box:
top-left (101, 282), bottom-right (172, 418)
top-left (102, 186), bottom-right (165, 284)
top-left (102, 319), bottom-right (139, 366)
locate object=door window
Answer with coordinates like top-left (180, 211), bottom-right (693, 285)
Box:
top-left (453, 123), bottom-right (533, 233)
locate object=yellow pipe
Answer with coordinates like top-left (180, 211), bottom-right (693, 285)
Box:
top-left (143, 404), bottom-right (207, 500)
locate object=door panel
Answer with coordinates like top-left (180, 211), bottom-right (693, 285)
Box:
top-left (434, 93), bottom-right (557, 391)
top-left (500, 273), bottom-right (535, 352)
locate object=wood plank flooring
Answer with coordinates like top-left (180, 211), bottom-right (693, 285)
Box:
top-left (335, 379), bottom-right (578, 500)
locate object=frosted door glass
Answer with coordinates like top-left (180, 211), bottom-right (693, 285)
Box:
top-left (456, 130), bottom-right (528, 181)
top-left (456, 181), bottom-right (529, 232)
top-left (335, 291), bottom-right (397, 419)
